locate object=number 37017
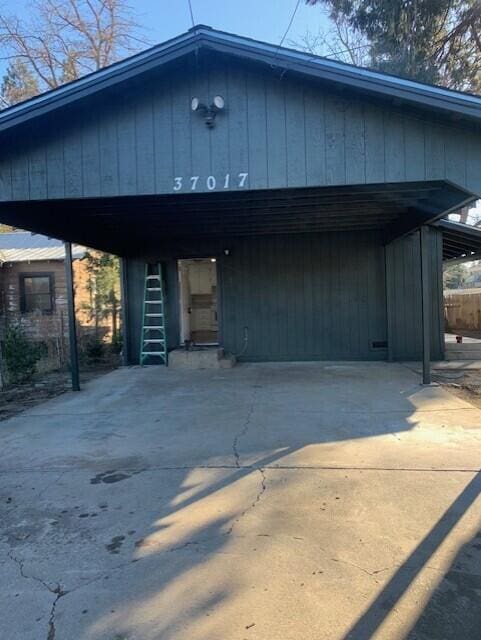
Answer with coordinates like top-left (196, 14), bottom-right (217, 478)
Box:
top-left (173, 173), bottom-right (248, 192)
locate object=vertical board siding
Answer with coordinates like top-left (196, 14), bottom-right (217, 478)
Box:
top-left (209, 66), bottom-right (230, 181)
top-left (246, 70), bottom-right (268, 189)
top-left (425, 123), bottom-right (446, 180)
top-left (404, 115), bottom-right (425, 181)
top-left (153, 81), bottom-right (174, 193)
top-left (384, 111), bottom-right (405, 182)
top-left (117, 99), bottom-right (138, 195)
top-left (265, 77), bottom-right (287, 188)
top-left (304, 88), bottom-right (325, 186)
top-left (345, 100), bottom-right (366, 184)
top-left (81, 115), bottom-right (101, 197)
top-left (0, 157), bottom-right (12, 201)
top-left (386, 227), bottom-right (443, 360)
top-left (28, 145), bottom-right (47, 200)
top-left (135, 93), bottom-right (156, 194)
top-left (46, 139), bottom-right (65, 199)
top-left (285, 81), bottom-right (306, 187)
top-left (125, 230), bottom-right (442, 364)
top-left (190, 69), bottom-right (211, 184)
top-left (219, 231), bottom-right (388, 362)
top-left (171, 75), bottom-right (193, 181)
top-left (99, 115), bottom-right (119, 197)
top-left (1, 60), bottom-right (481, 201)
top-left (125, 258), bottom-right (146, 364)
top-left (364, 105), bottom-right (385, 183)
top-left (63, 130), bottom-right (83, 198)
top-left (324, 95), bottom-right (346, 185)
top-left (227, 66), bottom-right (249, 187)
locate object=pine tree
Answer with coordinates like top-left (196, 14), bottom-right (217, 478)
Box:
top-left (305, 1), bottom-right (481, 91)
top-left (0, 60), bottom-right (39, 108)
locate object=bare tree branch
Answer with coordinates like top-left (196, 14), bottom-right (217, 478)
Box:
top-left (0, 0), bottom-right (149, 102)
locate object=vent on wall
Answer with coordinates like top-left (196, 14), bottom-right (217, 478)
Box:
top-left (371, 340), bottom-right (388, 349)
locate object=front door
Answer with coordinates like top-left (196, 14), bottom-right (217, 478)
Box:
top-left (178, 258), bottom-right (218, 344)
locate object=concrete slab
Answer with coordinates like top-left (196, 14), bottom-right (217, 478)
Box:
top-left (0, 362), bottom-right (480, 639)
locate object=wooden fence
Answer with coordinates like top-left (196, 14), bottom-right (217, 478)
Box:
top-left (444, 288), bottom-right (481, 332)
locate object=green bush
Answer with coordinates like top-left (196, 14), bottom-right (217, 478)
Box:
top-left (3, 325), bottom-right (42, 384)
top-left (83, 337), bottom-right (105, 363)
top-left (110, 331), bottom-right (123, 355)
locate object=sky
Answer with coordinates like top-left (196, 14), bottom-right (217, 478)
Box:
top-left (0, 0), bottom-right (330, 76)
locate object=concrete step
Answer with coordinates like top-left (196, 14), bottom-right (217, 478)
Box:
top-left (168, 347), bottom-right (237, 369)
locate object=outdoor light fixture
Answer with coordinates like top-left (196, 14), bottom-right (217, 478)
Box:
top-left (191, 95), bottom-right (225, 128)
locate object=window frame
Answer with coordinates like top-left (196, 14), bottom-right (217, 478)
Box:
top-left (19, 272), bottom-right (56, 314)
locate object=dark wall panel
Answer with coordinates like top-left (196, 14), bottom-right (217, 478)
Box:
top-left (124, 257), bottom-right (180, 365)
top-left (386, 227), bottom-right (444, 361)
top-left (124, 230), bottom-right (443, 364)
top-left (1, 57), bottom-right (481, 202)
top-left (219, 231), bottom-right (388, 361)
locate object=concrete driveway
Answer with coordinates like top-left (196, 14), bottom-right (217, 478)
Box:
top-left (1, 362), bottom-right (480, 640)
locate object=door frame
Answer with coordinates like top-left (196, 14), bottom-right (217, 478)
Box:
top-left (177, 257), bottom-right (220, 346)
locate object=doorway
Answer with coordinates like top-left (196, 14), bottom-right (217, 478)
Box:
top-left (178, 258), bottom-right (218, 345)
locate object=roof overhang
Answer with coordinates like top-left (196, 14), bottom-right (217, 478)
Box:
top-left (434, 219), bottom-right (481, 262)
top-left (0, 25), bottom-right (480, 134)
top-left (0, 181), bottom-right (475, 257)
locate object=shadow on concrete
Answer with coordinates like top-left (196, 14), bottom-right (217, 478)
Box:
top-left (343, 471), bottom-right (481, 639)
top-left (1, 363), bottom-right (479, 639)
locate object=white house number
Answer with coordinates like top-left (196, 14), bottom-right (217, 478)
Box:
top-left (173, 172), bottom-right (249, 192)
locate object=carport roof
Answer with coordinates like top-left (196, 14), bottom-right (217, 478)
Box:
top-left (435, 219), bottom-right (481, 262)
top-left (0, 181), bottom-right (475, 257)
top-left (0, 25), bottom-right (480, 133)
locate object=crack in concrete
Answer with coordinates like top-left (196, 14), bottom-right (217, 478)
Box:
top-left (330, 556), bottom-right (387, 578)
top-left (36, 470), bottom-right (69, 501)
top-left (168, 541), bottom-right (200, 552)
top-left (226, 468), bottom-right (267, 535)
top-left (7, 551), bottom-right (67, 640)
top-left (232, 373), bottom-right (262, 468)
top-left (47, 585), bottom-right (67, 640)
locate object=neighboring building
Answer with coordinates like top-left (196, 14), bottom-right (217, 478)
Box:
top-left (0, 232), bottom-right (104, 369)
top-left (1, 26), bottom-right (481, 368)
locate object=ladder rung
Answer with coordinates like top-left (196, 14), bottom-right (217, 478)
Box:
top-left (141, 264), bottom-right (167, 366)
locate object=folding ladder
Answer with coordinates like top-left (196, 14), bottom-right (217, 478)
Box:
top-left (139, 263), bottom-right (167, 365)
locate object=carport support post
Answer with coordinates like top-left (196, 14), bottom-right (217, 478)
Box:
top-left (64, 242), bottom-right (80, 392)
top-left (420, 226), bottom-right (431, 385)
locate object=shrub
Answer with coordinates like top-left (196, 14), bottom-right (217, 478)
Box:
top-left (83, 337), bottom-right (105, 363)
top-left (110, 330), bottom-right (123, 355)
top-left (3, 325), bottom-right (42, 384)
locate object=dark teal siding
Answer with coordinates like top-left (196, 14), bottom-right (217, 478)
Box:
top-left (386, 227), bottom-right (444, 361)
top-left (124, 257), bottom-right (180, 364)
top-left (123, 230), bottom-right (442, 364)
top-left (219, 232), bottom-right (388, 361)
top-left (1, 58), bottom-right (481, 201)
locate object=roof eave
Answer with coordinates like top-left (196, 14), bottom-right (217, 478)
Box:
top-left (0, 27), bottom-right (480, 133)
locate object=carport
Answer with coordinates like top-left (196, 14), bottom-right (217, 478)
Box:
top-left (436, 218), bottom-right (481, 263)
top-left (0, 25), bottom-right (480, 388)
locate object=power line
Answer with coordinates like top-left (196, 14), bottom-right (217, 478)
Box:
top-left (271, 0), bottom-right (302, 69)
top-left (279, 0), bottom-right (302, 49)
top-left (323, 42), bottom-right (371, 60)
top-left (187, 0), bottom-right (195, 29)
